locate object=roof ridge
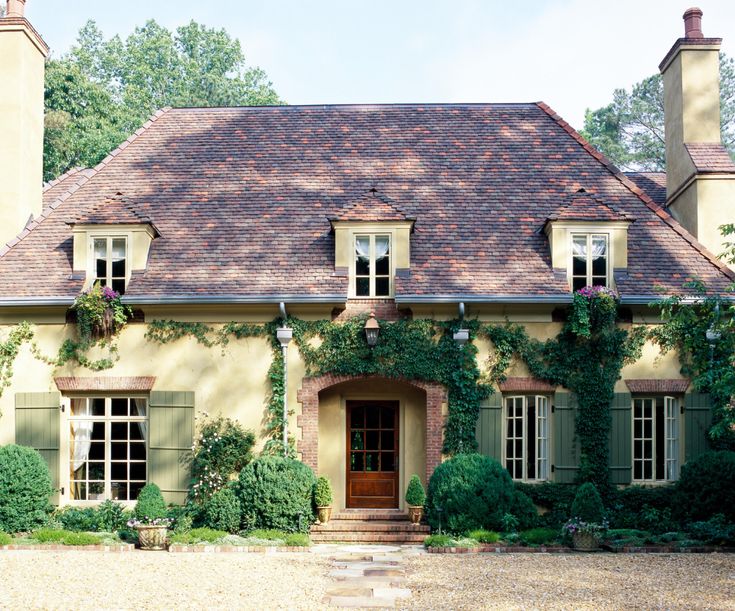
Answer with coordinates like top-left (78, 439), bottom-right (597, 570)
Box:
top-left (535, 101), bottom-right (735, 282)
top-left (0, 107), bottom-right (171, 258)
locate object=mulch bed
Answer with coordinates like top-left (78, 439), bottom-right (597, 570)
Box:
top-left (0, 544), bottom-right (134, 552)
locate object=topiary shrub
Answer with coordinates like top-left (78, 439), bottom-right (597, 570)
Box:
top-left (426, 454), bottom-right (514, 533)
top-left (676, 451), bottom-right (735, 522)
top-left (405, 474), bottom-right (426, 507)
top-left (237, 456), bottom-right (316, 533)
top-left (203, 486), bottom-right (241, 533)
top-left (313, 476), bottom-right (333, 507)
top-left (570, 482), bottom-right (605, 523)
top-left (133, 483), bottom-right (167, 522)
top-left (0, 444), bottom-right (53, 533)
top-left (511, 490), bottom-right (538, 530)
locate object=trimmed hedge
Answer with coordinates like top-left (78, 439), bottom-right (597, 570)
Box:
top-left (238, 456), bottom-right (316, 533)
top-left (426, 454), bottom-right (514, 533)
top-left (134, 483), bottom-right (167, 521)
top-left (0, 445), bottom-right (53, 533)
top-left (203, 486), bottom-right (241, 533)
top-left (570, 482), bottom-right (605, 523)
top-left (676, 451), bottom-right (735, 523)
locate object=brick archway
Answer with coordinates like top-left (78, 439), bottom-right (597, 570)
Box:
top-left (296, 374), bottom-right (446, 483)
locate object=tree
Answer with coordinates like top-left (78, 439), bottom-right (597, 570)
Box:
top-left (581, 55), bottom-right (735, 171)
top-left (44, 20), bottom-right (282, 181)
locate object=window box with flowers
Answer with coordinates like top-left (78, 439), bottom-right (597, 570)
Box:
top-left (73, 284), bottom-right (132, 342)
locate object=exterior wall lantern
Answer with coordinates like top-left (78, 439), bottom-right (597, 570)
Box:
top-left (276, 325), bottom-right (293, 457)
top-left (453, 329), bottom-right (469, 346)
top-left (364, 313), bottom-right (380, 347)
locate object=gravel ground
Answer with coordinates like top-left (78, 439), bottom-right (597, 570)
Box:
top-left (2, 550), bottom-right (734, 610)
top-left (405, 553), bottom-right (735, 610)
top-left (0, 550), bottom-right (332, 610)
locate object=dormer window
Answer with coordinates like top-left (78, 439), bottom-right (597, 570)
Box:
top-left (355, 234), bottom-right (391, 297)
top-left (571, 233), bottom-right (609, 291)
top-left (93, 236), bottom-right (128, 294)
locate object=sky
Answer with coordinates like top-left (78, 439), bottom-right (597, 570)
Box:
top-left (25, 0), bottom-right (735, 130)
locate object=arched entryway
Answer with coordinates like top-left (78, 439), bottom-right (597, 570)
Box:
top-left (296, 375), bottom-right (446, 511)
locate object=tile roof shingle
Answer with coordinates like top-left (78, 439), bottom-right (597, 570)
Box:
top-left (0, 103), bottom-right (732, 301)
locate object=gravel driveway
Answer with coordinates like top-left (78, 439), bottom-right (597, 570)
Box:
top-left (405, 553), bottom-right (735, 610)
top-left (1, 549), bottom-right (734, 610)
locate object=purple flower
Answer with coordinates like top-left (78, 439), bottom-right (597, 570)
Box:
top-left (102, 286), bottom-right (119, 301)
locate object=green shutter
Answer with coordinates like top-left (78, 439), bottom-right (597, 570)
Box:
top-left (476, 391), bottom-right (503, 462)
top-left (609, 392), bottom-right (632, 485)
top-left (149, 391), bottom-right (195, 504)
top-left (684, 392), bottom-right (713, 463)
top-left (553, 391), bottom-right (579, 483)
top-left (15, 392), bottom-right (61, 504)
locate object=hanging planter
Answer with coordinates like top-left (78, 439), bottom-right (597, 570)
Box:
top-left (72, 284), bottom-right (132, 342)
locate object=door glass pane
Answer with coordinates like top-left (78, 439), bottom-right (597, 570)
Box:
top-left (365, 452), bottom-right (379, 472)
top-left (111, 398), bottom-right (128, 417)
top-left (366, 431), bottom-right (379, 451)
top-left (366, 408), bottom-right (379, 429)
top-left (351, 431), bottom-right (364, 450)
top-left (381, 452), bottom-right (395, 471)
top-left (352, 406), bottom-right (365, 427)
top-left (91, 398), bottom-right (105, 416)
top-left (111, 442), bottom-right (127, 460)
top-left (111, 422), bottom-right (128, 440)
top-left (351, 452), bottom-right (363, 472)
top-left (381, 430), bottom-right (394, 450)
top-left (111, 462), bottom-right (127, 480)
top-left (130, 442), bottom-right (146, 461)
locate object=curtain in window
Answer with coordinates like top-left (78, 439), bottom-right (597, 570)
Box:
top-left (572, 238), bottom-right (606, 259)
top-left (355, 238), bottom-right (370, 260)
top-left (374, 237), bottom-right (389, 261)
top-left (71, 400), bottom-right (93, 472)
top-left (133, 398), bottom-right (148, 442)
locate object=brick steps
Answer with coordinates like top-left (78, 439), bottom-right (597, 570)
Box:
top-left (311, 510), bottom-right (428, 544)
top-left (312, 532), bottom-right (427, 544)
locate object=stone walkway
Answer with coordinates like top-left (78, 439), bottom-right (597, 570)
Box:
top-left (312, 544), bottom-right (423, 608)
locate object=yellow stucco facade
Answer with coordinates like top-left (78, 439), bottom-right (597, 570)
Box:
top-left (0, 18), bottom-right (47, 247)
top-left (0, 304), bottom-right (686, 507)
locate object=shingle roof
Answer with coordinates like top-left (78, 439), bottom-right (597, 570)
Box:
top-left (547, 190), bottom-right (634, 222)
top-left (685, 143), bottom-right (735, 173)
top-left (330, 188), bottom-right (414, 223)
top-left (70, 192), bottom-right (155, 227)
top-left (624, 172), bottom-right (667, 206)
top-left (0, 103), bottom-right (732, 301)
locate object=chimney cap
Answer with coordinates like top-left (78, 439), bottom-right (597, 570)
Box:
top-left (683, 7), bottom-right (704, 39)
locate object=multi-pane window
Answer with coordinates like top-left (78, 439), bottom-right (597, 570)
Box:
top-left (69, 397), bottom-right (147, 502)
top-left (355, 235), bottom-right (391, 297)
top-left (571, 233), bottom-right (608, 291)
top-left (505, 395), bottom-right (549, 481)
top-left (93, 237), bottom-right (127, 294)
top-left (633, 396), bottom-right (679, 481)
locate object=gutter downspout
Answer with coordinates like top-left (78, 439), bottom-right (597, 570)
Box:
top-left (276, 302), bottom-right (293, 457)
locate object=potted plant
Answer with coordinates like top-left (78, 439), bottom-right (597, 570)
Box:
top-left (563, 517), bottom-right (609, 551)
top-left (564, 482), bottom-right (607, 551)
top-left (127, 483), bottom-right (172, 550)
top-left (405, 474), bottom-right (426, 525)
top-left (314, 476), bottom-right (333, 524)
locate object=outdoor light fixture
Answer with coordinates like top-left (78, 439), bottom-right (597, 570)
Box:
top-left (453, 328), bottom-right (469, 346)
top-left (364, 313), bottom-right (380, 347)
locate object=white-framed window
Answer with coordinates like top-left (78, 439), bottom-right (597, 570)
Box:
top-left (69, 396), bottom-right (148, 502)
top-left (354, 234), bottom-right (392, 297)
top-left (633, 396), bottom-right (679, 482)
top-left (92, 236), bottom-right (128, 294)
top-left (504, 395), bottom-right (550, 481)
top-left (571, 233), bottom-right (609, 291)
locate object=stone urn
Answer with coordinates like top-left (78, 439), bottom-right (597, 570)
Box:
top-left (571, 531), bottom-right (599, 551)
top-left (317, 506), bottom-right (332, 524)
top-left (408, 505), bottom-right (424, 525)
top-left (135, 525), bottom-right (168, 550)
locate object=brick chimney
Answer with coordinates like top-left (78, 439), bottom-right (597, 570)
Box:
top-left (660, 8), bottom-right (735, 263)
top-left (0, 0), bottom-right (48, 247)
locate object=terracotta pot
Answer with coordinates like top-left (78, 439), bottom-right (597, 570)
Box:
top-left (408, 505), bottom-right (424, 525)
top-left (317, 506), bottom-right (332, 524)
top-left (572, 531), bottom-right (599, 551)
top-left (136, 525), bottom-right (168, 550)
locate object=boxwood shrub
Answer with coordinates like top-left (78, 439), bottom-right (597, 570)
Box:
top-left (570, 482), bottom-right (605, 523)
top-left (426, 454), bottom-right (514, 533)
top-left (0, 445), bottom-right (53, 533)
top-left (511, 490), bottom-right (538, 530)
top-left (676, 451), bottom-right (735, 522)
top-left (237, 456), bottom-right (316, 533)
top-left (133, 483), bottom-right (167, 521)
top-left (203, 486), bottom-right (241, 533)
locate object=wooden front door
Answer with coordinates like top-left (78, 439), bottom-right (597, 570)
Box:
top-left (346, 400), bottom-right (399, 508)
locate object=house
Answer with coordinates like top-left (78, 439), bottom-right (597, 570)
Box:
top-left (0, 2), bottom-right (734, 512)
